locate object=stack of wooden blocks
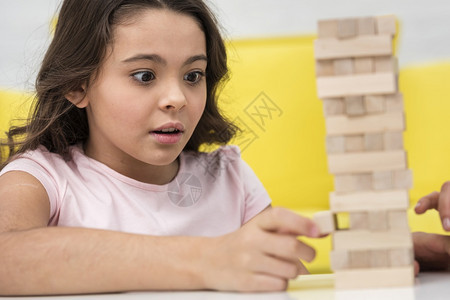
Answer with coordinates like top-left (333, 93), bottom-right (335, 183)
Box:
top-left (313, 16), bottom-right (415, 289)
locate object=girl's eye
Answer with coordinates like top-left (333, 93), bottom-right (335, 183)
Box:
top-left (132, 71), bottom-right (155, 84)
top-left (184, 71), bottom-right (204, 85)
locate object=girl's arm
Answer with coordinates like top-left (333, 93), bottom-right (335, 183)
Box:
top-left (0, 171), bottom-right (319, 295)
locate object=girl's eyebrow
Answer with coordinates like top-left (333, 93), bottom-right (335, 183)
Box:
top-left (122, 54), bottom-right (208, 66)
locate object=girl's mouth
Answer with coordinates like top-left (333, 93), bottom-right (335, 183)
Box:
top-left (150, 128), bottom-right (183, 144)
top-left (153, 128), bottom-right (182, 134)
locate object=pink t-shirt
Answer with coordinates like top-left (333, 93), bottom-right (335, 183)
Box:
top-left (0, 145), bottom-right (271, 236)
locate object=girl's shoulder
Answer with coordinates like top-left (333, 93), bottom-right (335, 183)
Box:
top-left (0, 145), bottom-right (83, 176)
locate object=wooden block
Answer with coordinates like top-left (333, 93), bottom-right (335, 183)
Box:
top-left (314, 35), bottom-right (393, 60)
top-left (330, 250), bottom-right (350, 271)
top-left (368, 210), bottom-right (389, 231)
top-left (315, 60), bottom-right (335, 77)
top-left (369, 249), bottom-right (389, 268)
top-left (384, 131), bottom-right (404, 150)
top-left (357, 17), bottom-right (376, 35)
top-left (344, 96), bottom-right (365, 116)
top-left (389, 248), bottom-right (414, 267)
top-left (335, 266), bottom-right (414, 289)
top-left (364, 133), bottom-right (384, 151)
top-left (330, 189), bottom-right (409, 212)
top-left (385, 93), bottom-right (404, 112)
top-left (333, 230), bottom-right (412, 251)
top-left (375, 56), bottom-right (398, 73)
top-left (373, 171), bottom-right (394, 190)
top-left (328, 151), bottom-right (407, 174)
top-left (334, 173), bottom-right (372, 193)
top-left (326, 136), bottom-right (346, 153)
top-left (313, 210), bottom-right (336, 234)
top-left (349, 250), bottom-right (370, 268)
top-left (349, 212), bottom-right (368, 230)
top-left (345, 135), bottom-right (365, 152)
top-left (325, 112), bottom-right (404, 136)
top-left (338, 18), bottom-right (357, 39)
top-left (364, 95), bottom-right (386, 114)
top-left (318, 19), bottom-right (338, 38)
top-left (334, 58), bottom-right (354, 75)
top-left (322, 98), bottom-right (345, 116)
top-left (353, 57), bottom-right (374, 74)
top-left (388, 210), bottom-right (410, 230)
top-left (376, 15), bottom-right (397, 36)
top-left (393, 169), bottom-right (413, 189)
top-left (316, 73), bottom-right (397, 98)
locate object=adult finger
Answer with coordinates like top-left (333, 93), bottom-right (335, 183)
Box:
top-left (438, 182), bottom-right (450, 231)
top-left (414, 260), bottom-right (420, 276)
top-left (415, 191), bottom-right (439, 214)
top-left (257, 207), bottom-right (320, 238)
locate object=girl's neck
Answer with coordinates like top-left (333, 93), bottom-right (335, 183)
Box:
top-left (82, 143), bottom-right (180, 185)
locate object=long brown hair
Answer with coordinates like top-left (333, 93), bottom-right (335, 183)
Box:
top-left (1, 0), bottom-right (237, 168)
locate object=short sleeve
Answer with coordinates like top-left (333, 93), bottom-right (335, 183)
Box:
top-left (0, 156), bottom-right (60, 220)
top-left (212, 145), bottom-right (272, 224)
top-left (238, 157), bottom-right (272, 223)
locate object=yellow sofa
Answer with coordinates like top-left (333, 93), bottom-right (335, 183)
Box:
top-left (0, 89), bottom-right (31, 150)
top-left (1, 35), bottom-right (449, 273)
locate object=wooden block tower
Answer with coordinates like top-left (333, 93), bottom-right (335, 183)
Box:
top-left (313, 16), bottom-right (415, 289)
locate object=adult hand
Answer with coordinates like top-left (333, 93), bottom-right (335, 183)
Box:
top-left (413, 182), bottom-right (450, 274)
top-left (415, 181), bottom-right (450, 231)
top-left (413, 232), bottom-right (450, 275)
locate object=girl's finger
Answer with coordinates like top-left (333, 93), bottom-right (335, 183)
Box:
top-left (260, 231), bottom-right (316, 263)
top-left (249, 253), bottom-right (301, 280)
top-left (257, 207), bottom-right (320, 238)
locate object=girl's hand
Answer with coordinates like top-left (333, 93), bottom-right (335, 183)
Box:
top-left (200, 207), bottom-right (320, 292)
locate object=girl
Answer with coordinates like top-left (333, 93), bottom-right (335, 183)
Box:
top-left (0, 0), bottom-right (320, 295)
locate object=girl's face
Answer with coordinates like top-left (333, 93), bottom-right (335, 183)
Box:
top-left (79, 9), bottom-right (207, 184)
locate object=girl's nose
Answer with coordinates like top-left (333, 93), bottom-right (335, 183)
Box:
top-left (159, 79), bottom-right (187, 111)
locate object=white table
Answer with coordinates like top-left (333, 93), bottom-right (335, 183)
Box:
top-left (2, 272), bottom-right (449, 299)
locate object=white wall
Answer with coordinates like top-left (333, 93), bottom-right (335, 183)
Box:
top-left (1, 0), bottom-right (450, 90)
